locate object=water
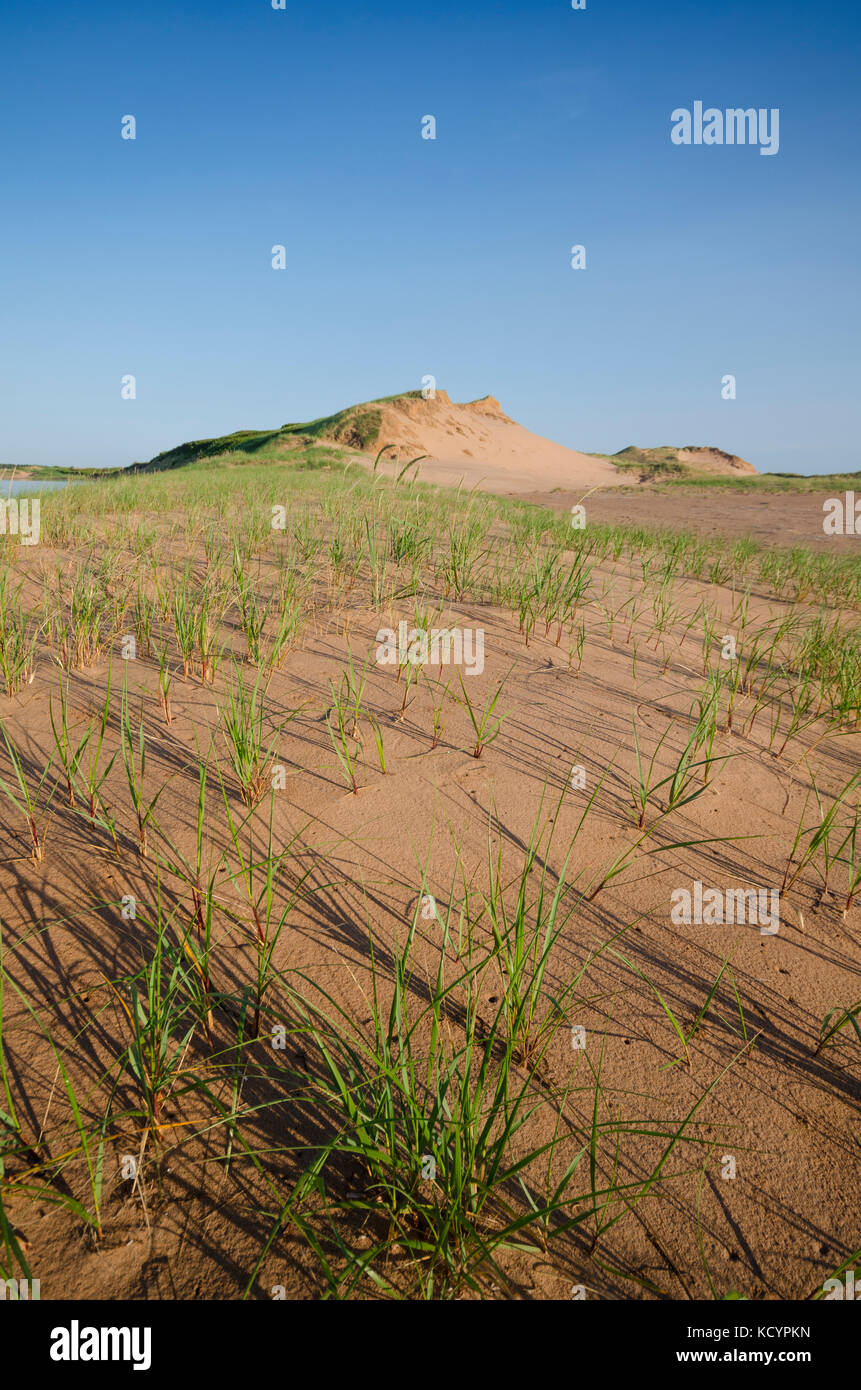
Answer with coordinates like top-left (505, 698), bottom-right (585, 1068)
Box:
top-left (2, 478), bottom-right (76, 497)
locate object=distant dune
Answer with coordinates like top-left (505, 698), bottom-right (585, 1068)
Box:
top-left (609, 444), bottom-right (757, 481)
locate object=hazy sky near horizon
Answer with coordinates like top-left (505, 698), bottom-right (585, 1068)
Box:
top-left (1, 0), bottom-right (859, 474)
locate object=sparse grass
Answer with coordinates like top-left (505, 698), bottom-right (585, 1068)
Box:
top-left (0, 452), bottom-right (858, 1304)
top-left (455, 665), bottom-right (513, 758)
top-left (0, 718), bottom-right (53, 861)
top-left (0, 573), bottom-right (38, 696)
top-left (219, 663), bottom-right (294, 808)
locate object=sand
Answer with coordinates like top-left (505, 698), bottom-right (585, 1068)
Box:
top-left (0, 478), bottom-right (858, 1302)
top-left (366, 392), bottom-right (633, 492)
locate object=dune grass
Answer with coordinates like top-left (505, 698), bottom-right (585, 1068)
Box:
top-left (0, 452), bottom-right (858, 1299)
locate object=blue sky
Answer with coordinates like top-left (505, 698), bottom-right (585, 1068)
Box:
top-left (1, 0), bottom-right (859, 474)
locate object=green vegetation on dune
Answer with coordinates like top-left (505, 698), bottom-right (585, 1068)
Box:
top-left (140, 428), bottom-right (285, 473)
top-left (137, 391), bottom-right (425, 473)
top-left (614, 445), bottom-right (687, 466)
top-left (608, 448), bottom-right (688, 481)
top-left (583, 447), bottom-right (861, 491)
top-left (281, 389), bottom-right (423, 440)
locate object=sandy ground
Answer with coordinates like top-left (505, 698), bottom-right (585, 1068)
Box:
top-left (514, 488), bottom-right (860, 551)
top-left (0, 480), bottom-right (858, 1303)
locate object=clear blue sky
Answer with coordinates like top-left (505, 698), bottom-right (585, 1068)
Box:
top-left (1, 0), bottom-right (859, 474)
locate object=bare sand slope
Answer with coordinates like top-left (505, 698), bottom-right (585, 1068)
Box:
top-left (366, 391), bottom-right (623, 493)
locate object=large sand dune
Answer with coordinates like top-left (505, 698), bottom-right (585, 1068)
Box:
top-left (364, 391), bottom-right (622, 493)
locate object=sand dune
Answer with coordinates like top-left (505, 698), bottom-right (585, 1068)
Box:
top-left (356, 391), bottom-right (623, 493)
top-left (141, 390), bottom-right (758, 497)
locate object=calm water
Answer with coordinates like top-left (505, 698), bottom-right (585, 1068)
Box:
top-left (3, 478), bottom-right (76, 497)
